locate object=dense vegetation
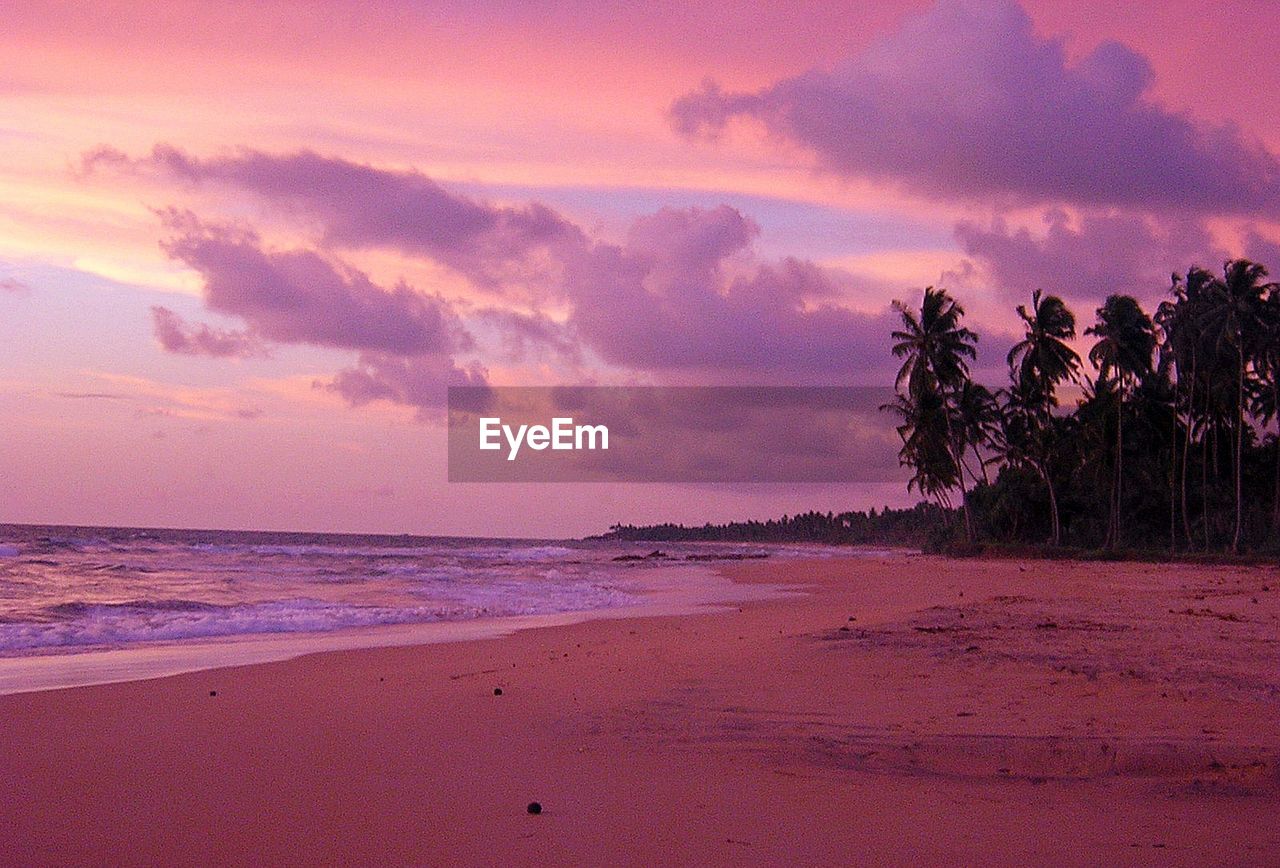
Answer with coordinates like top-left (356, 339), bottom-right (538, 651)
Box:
top-left (604, 258), bottom-right (1280, 556)
top-left (888, 260), bottom-right (1280, 554)
top-left (600, 503), bottom-right (952, 547)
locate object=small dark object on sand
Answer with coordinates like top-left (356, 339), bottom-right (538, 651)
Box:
top-left (527, 801), bottom-right (542, 815)
top-left (494, 687), bottom-right (503, 696)
top-left (209, 690), bottom-right (217, 697)
top-left (611, 550), bottom-right (669, 562)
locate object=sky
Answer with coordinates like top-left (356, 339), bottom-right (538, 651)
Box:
top-left (2, 0), bottom-right (1279, 536)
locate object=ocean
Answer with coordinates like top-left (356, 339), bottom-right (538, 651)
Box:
top-left (0, 524), bottom-right (849, 693)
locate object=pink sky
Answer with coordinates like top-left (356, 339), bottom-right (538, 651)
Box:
top-left (2, 0), bottom-right (1279, 536)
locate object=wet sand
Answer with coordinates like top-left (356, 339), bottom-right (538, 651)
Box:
top-left (2, 555), bottom-right (1278, 865)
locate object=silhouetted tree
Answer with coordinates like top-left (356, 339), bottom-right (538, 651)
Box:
top-left (1001, 290), bottom-right (1080, 545)
top-left (1086, 295), bottom-right (1156, 548)
top-left (888, 287), bottom-right (980, 540)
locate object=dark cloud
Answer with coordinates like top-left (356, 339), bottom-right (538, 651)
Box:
top-left (670, 0), bottom-right (1280, 215)
top-left (561, 206), bottom-right (898, 381)
top-left (324, 352), bottom-right (487, 414)
top-left (159, 211), bottom-right (471, 357)
top-left (151, 306), bottom-right (266, 359)
top-left (953, 209), bottom-right (1225, 306)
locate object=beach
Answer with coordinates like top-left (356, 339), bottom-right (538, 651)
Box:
top-left (2, 554), bottom-right (1278, 866)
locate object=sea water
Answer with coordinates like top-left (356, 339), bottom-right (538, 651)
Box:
top-left (0, 524), bottom-right (850, 693)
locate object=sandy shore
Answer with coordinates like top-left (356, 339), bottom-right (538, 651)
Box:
top-left (2, 554), bottom-right (1278, 866)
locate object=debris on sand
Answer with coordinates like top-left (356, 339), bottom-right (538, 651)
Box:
top-left (611, 550), bottom-right (667, 562)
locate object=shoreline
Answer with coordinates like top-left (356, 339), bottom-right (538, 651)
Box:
top-left (3, 554), bottom-right (1278, 864)
top-left (0, 560), bottom-right (797, 697)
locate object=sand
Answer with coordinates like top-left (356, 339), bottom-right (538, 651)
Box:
top-left (2, 554), bottom-right (1278, 866)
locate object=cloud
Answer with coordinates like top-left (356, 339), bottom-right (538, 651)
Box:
top-left (151, 306), bottom-right (267, 359)
top-left (152, 209), bottom-right (488, 412)
top-left (55, 391), bottom-right (129, 400)
top-left (0, 277), bottom-right (29, 293)
top-left (953, 209), bottom-right (1225, 306)
top-left (159, 211), bottom-right (471, 356)
top-left (1245, 231), bottom-right (1280, 273)
top-left (474, 308), bottom-right (583, 365)
top-left (96, 149), bottom-right (905, 402)
top-left (85, 145), bottom-right (583, 290)
top-left (670, 0), bottom-right (1280, 215)
top-left (324, 352), bottom-right (487, 414)
top-left (561, 206), bottom-right (899, 380)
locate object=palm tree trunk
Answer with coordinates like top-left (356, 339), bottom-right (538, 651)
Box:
top-left (1213, 425), bottom-right (1220, 480)
top-left (1272, 377), bottom-right (1279, 534)
top-left (1202, 434), bottom-right (1211, 550)
top-left (975, 443), bottom-right (991, 487)
top-left (1181, 363), bottom-right (1195, 548)
top-left (940, 398), bottom-right (974, 544)
top-left (956, 452), bottom-right (974, 544)
top-left (1041, 464), bottom-right (1061, 547)
top-left (1169, 394), bottom-right (1177, 553)
top-left (961, 447), bottom-right (986, 488)
top-left (1111, 387), bottom-right (1124, 549)
top-left (1232, 348), bottom-right (1244, 553)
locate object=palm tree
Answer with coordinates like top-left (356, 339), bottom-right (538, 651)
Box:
top-left (889, 287), bottom-right (980, 540)
top-left (1155, 267), bottom-right (1215, 549)
top-left (1248, 287), bottom-right (1280, 534)
top-left (1201, 260), bottom-right (1276, 551)
top-left (883, 384), bottom-right (959, 508)
top-left (953, 380), bottom-right (1000, 487)
top-left (1007, 290), bottom-right (1081, 409)
top-left (1086, 295), bottom-right (1156, 548)
top-left (891, 287), bottom-right (978, 397)
top-left (1002, 290), bottom-right (1080, 545)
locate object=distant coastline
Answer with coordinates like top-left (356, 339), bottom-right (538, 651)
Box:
top-left (594, 504), bottom-right (948, 548)
top-left (594, 507), bottom-right (1280, 564)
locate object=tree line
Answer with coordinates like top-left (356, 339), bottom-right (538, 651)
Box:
top-left (886, 259), bottom-right (1280, 554)
top-left (599, 503), bottom-right (952, 546)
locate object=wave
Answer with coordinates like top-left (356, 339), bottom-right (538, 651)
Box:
top-left (0, 528), bottom-right (839, 658)
top-left (0, 589), bottom-right (635, 653)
